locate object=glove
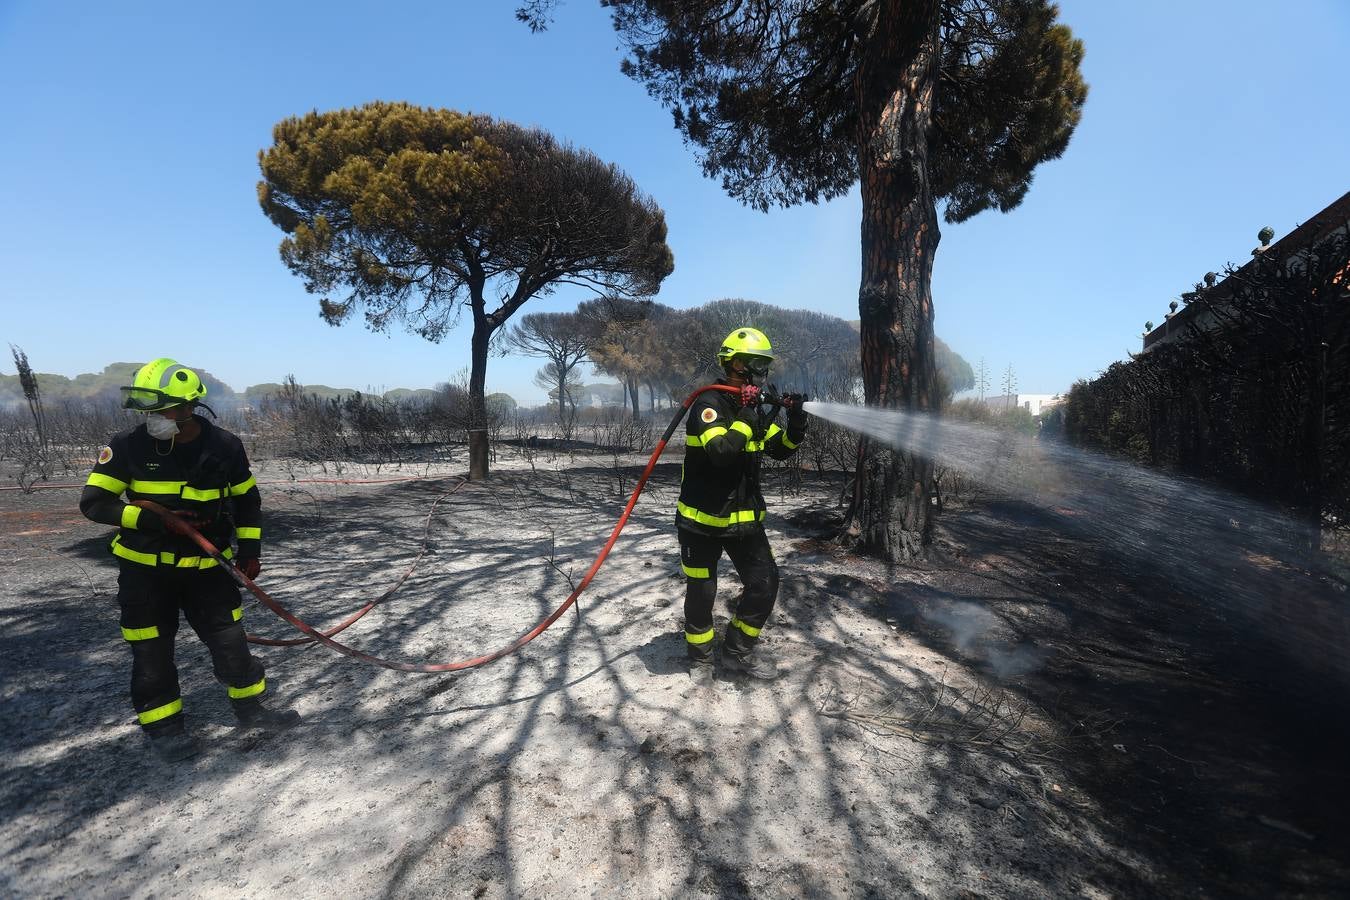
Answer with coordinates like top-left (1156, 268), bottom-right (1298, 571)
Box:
top-left (148, 508), bottom-right (205, 538)
top-left (237, 557), bottom-right (262, 580)
top-left (739, 384), bottom-right (761, 407)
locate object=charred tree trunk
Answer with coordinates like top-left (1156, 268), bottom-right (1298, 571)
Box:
top-left (468, 312), bottom-right (492, 481)
top-left (846, 2), bottom-right (942, 563)
top-left (627, 374), bottom-right (640, 419)
top-left (12, 346), bottom-right (49, 453)
top-left (556, 370), bottom-right (568, 424)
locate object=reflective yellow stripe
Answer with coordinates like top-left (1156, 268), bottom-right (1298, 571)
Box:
top-left (681, 563), bottom-right (710, 579)
top-left (744, 439), bottom-right (764, 452)
top-left (782, 433), bottom-right (799, 450)
top-left (685, 628), bottom-right (715, 645)
top-left (231, 606), bottom-right (243, 622)
top-left (87, 472), bottom-right (128, 494)
top-left (163, 546), bottom-right (230, 569)
top-left (120, 505), bottom-right (142, 529)
top-left (163, 553), bottom-right (218, 569)
top-left (729, 420), bottom-right (754, 439)
top-left (236, 526), bottom-right (261, 540)
top-left (121, 625), bottom-right (160, 641)
top-left (137, 698), bottom-right (182, 726)
top-left (181, 486), bottom-right (225, 501)
top-left (228, 677), bottom-right (265, 700)
top-left (688, 426), bottom-right (728, 447)
top-left (676, 501), bottom-right (764, 529)
top-left (731, 617), bottom-right (761, 638)
top-left (111, 535), bottom-right (159, 566)
top-left (127, 479), bottom-right (226, 501)
top-left (229, 476), bottom-right (257, 496)
top-left (111, 535), bottom-right (229, 569)
top-left (129, 479), bottom-right (185, 495)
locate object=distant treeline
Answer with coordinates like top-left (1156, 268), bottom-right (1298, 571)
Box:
top-left (0, 362), bottom-right (533, 412)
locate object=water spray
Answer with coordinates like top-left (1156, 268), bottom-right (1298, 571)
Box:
top-left (801, 400), bottom-right (1349, 687)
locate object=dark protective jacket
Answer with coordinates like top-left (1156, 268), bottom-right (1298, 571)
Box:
top-left (79, 417), bottom-right (261, 570)
top-left (677, 383), bottom-right (804, 537)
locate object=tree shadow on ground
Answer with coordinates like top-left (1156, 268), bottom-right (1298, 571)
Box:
top-left (8, 469), bottom-right (1345, 896)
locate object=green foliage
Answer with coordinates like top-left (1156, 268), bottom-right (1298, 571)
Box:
top-left (519, 0), bottom-right (1086, 557)
top-left (486, 392), bottom-right (518, 415)
top-left (935, 337), bottom-right (975, 398)
top-left (945, 397), bottom-right (1036, 434)
top-left (529, 294), bottom-right (970, 410)
top-left (575, 296), bottom-right (866, 405)
top-left (586, 1), bottom-right (1086, 220)
top-left (382, 387), bottom-right (438, 403)
top-left (933, 2), bottom-right (1088, 222)
top-left (258, 101), bottom-right (673, 340)
top-left (245, 382), bottom-right (347, 402)
top-left (259, 101), bottom-right (671, 473)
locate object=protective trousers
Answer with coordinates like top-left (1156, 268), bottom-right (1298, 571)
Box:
top-left (116, 563), bottom-right (266, 734)
top-left (678, 526), bottom-right (779, 662)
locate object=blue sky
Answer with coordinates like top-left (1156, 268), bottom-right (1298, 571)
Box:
top-left (2, 1), bottom-right (1347, 405)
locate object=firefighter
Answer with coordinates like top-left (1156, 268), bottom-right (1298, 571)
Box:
top-left (79, 358), bottom-right (299, 761)
top-left (677, 327), bottom-right (809, 682)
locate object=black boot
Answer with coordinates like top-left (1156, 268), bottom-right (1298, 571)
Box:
top-left (689, 657), bottom-right (715, 687)
top-left (233, 699), bottom-right (301, 730)
top-left (722, 626), bottom-right (778, 681)
top-left (686, 637), bottom-right (716, 687)
top-left (148, 725), bottom-right (200, 762)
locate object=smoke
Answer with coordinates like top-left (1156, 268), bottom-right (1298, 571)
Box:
top-left (917, 601), bottom-right (1046, 679)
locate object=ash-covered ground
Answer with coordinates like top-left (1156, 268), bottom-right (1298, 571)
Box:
top-left (2, 446), bottom-right (1346, 898)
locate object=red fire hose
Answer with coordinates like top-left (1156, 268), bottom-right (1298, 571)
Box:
top-left (134, 384), bottom-right (741, 673)
top-left (242, 485), bottom-right (466, 647)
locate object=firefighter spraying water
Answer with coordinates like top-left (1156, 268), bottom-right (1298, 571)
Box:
top-left (675, 327), bottom-right (809, 685)
top-left (76, 350), bottom-right (1348, 766)
top-left (74, 336), bottom-right (817, 763)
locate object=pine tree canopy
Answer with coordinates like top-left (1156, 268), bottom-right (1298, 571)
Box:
top-left (525, 1), bottom-right (1085, 220)
top-left (258, 101), bottom-right (674, 340)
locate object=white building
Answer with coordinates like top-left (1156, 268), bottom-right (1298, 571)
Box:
top-left (981, 393), bottom-right (1063, 417)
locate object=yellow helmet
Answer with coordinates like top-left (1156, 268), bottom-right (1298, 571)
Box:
top-left (120, 358), bottom-right (207, 412)
top-left (716, 327), bottom-right (774, 375)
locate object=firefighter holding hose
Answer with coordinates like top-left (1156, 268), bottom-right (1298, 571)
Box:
top-left (79, 358), bottom-right (299, 761)
top-left (677, 328), bottom-right (809, 682)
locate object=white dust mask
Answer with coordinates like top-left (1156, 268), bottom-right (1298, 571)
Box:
top-left (145, 414), bottom-right (180, 440)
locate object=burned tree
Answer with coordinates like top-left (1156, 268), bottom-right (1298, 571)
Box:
top-left (504, 311), bottom-right (596, 425)
top-left (8, 345), bottom-right (48, 454)
top-left (258, 102), bottom-right (673, 478)
top-left (578, 294), bottom-right (657, 419)
top-left (520, 1), bottom-right (1087, 560)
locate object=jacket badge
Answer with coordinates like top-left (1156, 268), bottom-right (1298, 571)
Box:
top-left (97, 446), bottom-right (113, 465)
top-left (700, 407), bottom-right (717, 423)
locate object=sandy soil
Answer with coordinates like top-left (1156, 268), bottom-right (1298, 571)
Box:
top-left (2, 446), bottom-right (1347, 898)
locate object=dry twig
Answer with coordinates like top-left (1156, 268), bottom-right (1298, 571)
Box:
top-left (820, 670), bottom-right (1054, 759)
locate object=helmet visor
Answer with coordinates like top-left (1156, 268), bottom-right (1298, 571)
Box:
top-left (742, 355), bottom-right (772, 378)
top-left (121, 386), bottom-right (182, 412)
